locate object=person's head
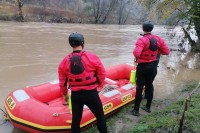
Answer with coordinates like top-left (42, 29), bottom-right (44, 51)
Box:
top-left (68, 32), bottom-right (84, 49)
top-left (142, 21), bottom-right (154, 33)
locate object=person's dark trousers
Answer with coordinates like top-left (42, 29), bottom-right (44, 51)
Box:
top-left (144, 59), bottom-right (159, 99)
top-left (153, 55), bottom-right (160, 81)
top-left (134, 61), bottom-right (157, 111)
top-left (71, 89), bottom-right (107, 133)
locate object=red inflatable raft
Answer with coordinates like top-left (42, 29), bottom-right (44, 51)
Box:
top-left (4, 63), bottom-right (136, 133)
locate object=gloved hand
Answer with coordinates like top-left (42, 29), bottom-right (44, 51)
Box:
top-left (63, 94), bottom-right (69, 105)
top-left (133, 58), bottom-right (138, 67)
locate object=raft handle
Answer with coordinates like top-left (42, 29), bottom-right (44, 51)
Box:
top-left (53, 112), bottom-right (71, 117)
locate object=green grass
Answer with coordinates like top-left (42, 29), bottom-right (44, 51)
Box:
top-left (180, 80), bottom-right (199, 92)
top-left (129, 91), bottom-right (200, 133)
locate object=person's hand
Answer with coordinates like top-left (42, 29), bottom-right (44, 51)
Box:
top-left (133, 57), bottom-right (137, 63)
top-left (63, 94), bottom-right (69, 105)
top-left (133, 57), bottom-right (137, 65)
top-left (64, 94), bottom-right (69, 101)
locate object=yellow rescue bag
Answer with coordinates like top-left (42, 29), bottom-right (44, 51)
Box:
top-left (130, 69), bottom-right (136, 85)
top-left (68, 93), bottom-right (72, 114)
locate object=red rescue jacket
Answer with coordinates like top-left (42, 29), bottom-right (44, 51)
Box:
top-left (58, 50), bottom-right (105, 95)
top-left (133, 34), bottom-right (170, 63)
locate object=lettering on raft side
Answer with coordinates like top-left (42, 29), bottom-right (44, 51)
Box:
top-left (103, 103), bottom-right (113, 112)
top-left (7, 96), bottom-right (16, 110)
top-left (121, 94), bottom-right (132, 102)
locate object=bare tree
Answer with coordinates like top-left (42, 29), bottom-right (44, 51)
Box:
top-left (92, 0), bottom-right (104, 23)
top-left (15, 0), bottom-right (26, 21)
top-left (92, 0), bottom-right (118, 24)
top-left (101, 0), bottom-right (118, 24)
top-left (118, 0), bottom-right (133, 25)
top-left (36, 0), bottom-right (47, 21)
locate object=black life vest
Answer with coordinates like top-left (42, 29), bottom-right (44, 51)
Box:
top-left (68, 51), bottom-right (97, 86)
top-left (138, 36), bottom-right (158, 62)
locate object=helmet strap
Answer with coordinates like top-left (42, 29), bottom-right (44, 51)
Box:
top-left (81, 42), bottom-right (84, 49)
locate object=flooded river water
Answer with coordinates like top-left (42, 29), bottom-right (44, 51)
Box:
top-left (0, 22), bottom-right (200, 133)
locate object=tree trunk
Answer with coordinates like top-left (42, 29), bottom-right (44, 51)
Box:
top-left (193, 13), bottom-right (200, 40)
top-left (101, 0), bottom-right (118, 24)
top-left (122, 8), bottom-right (131, 25)
top-left (182, 27), bottom-right (196, 47)
top-left (93, 0), bottom-right (103, 24)
top-left (17, 0), bottom-right (24, 22)
top-left (118, 1), bottom-right (125, 25)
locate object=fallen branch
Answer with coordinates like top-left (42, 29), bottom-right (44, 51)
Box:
top-left (178, 82), bottom-right (200, 133)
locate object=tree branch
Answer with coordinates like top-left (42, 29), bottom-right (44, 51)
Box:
top-left (182, 26), bottom-right (196, 46)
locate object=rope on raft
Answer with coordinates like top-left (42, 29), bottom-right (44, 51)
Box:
top-left (0, 108), bottom-right (9, 126)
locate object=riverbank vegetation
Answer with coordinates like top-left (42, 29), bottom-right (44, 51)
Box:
top-left (0, 0), bottom-right (146, 24)
top-left (83, 81), bottom-right (200, 133)
top-left (130, 81), bottom-right (200, 133)
top-left (139, 0), bottom-right (200, 52)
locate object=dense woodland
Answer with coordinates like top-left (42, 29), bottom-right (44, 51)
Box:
top-left (0, 0), bottom-right (199, 51)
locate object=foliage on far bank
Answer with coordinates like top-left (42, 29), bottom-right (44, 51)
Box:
top-left (0, 0), bottom-right (146, 24)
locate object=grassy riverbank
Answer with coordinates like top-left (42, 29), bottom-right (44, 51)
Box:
top-left (83, 81), bottom-right (200, 133)
top-left (130, 81), bottom-right (200, 133)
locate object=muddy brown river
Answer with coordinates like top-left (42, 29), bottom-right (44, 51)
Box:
top-left (0, 22), bottom-right (200, 133)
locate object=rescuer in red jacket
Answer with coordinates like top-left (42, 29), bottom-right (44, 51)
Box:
top-left (58, 33), bottom-right (107, 133)
top-left (130, 21), bottom-right (170, 116)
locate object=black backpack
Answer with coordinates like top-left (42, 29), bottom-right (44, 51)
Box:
top-left (70, 52), bottom-right (85, 75)
top-left (149, 37), bottom-right (158, 51)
